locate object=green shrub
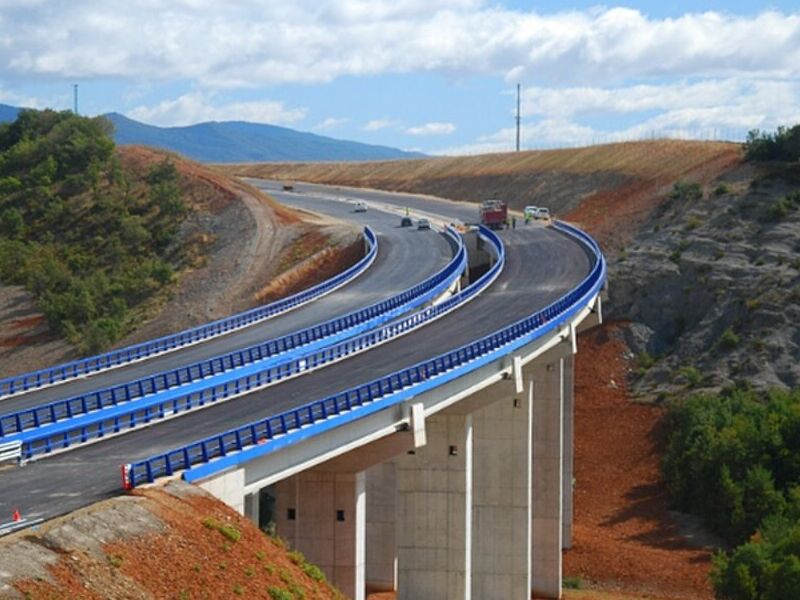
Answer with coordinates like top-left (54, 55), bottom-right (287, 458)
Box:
top-left (267, 588), bottom-right (293, 600)
top-left (744, 125), bottom-right (800, 162)
top-left (302, 563), bottom-right (326, 583)
top-left (563, 576), bottom-right (584, 589)
top-left (719, 327), bottom-right (741, 350)
top-left (669, 180), bottom-right (703, 202)
top-left (679, 366), bottom-right (703, 388)
top-left (714, 183), bottom-right (732, 196)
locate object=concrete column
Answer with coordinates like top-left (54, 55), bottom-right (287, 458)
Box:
top-left (531, 358), bottom-right (564, 599)
top-left (274, 470), bottom-right (366, 600)
top-left (562, 354), bottom-right (574, 550)
top-left (396, 414), bottom-right (473, 600)
top-left (198, 467), bottom-right (245, 515)
top-left (366, 462), bottom-right (397, 593)
top-left (471, 386), bottom-right (532, 599)
top-left (244, 491), bottom-right (260, 527)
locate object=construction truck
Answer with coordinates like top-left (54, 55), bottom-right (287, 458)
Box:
top-left (479, 199), bottom-right (508, 230)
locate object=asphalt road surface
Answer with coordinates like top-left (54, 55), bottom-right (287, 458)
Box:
top-left (0, 193), bottom-right (454, 415)
top-left (0, 185), bottom-right (591, 524)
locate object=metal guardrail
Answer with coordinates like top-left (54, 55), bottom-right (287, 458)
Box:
top-left (0, 440), bottom-right (21, 463)
top-left (123, 221), bottom-right (604, 488)
top-left (0, 227), bottom-right (378, 400)
top-left (123, 224), bottom-right (539, 488)
top-left (0, 517), bottom-right (44, 537)
top-left (10, 228), bottom-right (486, 461)
top-left (0, 227), bottom-right (463, 439)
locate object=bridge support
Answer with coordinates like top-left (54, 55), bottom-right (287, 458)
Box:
top-left (366, 462), bottom-right (397, 593)
top-left (274, 469), bottom-right (366, 600)
top-left (470, 383), bottom-right (533, 598)
top-left (396, 413), bottom-right (472, 599)
top-left (531, 348), bottom-right (571, 599)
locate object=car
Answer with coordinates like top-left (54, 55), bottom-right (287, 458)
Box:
top-left (533, 207), bottom-right (550, 220)
top-left (524, 205), bottom-right (538, 217)
top-left (417, 218), bottom-right (431, 230)
top-left (353, 201), bottom-right (368, 213)
top-left (400, 216), bottom-right (413, 227)
top-left (282, 183), bottom-right (294, 191)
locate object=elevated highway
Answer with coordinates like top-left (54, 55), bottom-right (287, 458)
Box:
top-left (0, 184), bottom-right (605, 599)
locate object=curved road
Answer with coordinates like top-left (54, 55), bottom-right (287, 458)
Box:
top-left (0, 187), bottom-right (591, 524)
top-left (0, 198), bottom-right (454, 415)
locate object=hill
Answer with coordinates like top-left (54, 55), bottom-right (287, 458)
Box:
top-left (0, 104), bottom-right (20, 123)
top-left (221, 139), bottom-right (741, 249)
top-left (0, 105), bottom-right (424, 163)
top-left (106, 113), bottom-right (424, 163)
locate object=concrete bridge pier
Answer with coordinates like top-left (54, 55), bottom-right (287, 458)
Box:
top-left (274, 469), bottom-right (366, 600)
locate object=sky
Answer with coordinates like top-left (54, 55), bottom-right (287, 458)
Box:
top-left (0, 1), bottom-right (799, 155)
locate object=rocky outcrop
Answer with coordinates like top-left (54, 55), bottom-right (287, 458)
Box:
top-left (608, 165), bottom-right (800, 397)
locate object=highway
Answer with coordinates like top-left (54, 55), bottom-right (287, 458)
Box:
top-left (0, 197), bottom-right (454, 415)
top-left (0, 185), bottom-right (591, 524)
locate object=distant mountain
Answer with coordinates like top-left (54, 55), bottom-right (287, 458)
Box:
top-left (0, 103), bottom-right (21, 122)
top-left (0, 105), bottom-right (424, 162)
top-left (104, 113), bottom-right (424, 163)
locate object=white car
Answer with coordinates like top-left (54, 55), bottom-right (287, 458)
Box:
top-left (353, 201), bottom-right (368, 212)
top-left (524, 205), bottom-right (538, 218)
top-left (533, 207), bottom-right (550, 220)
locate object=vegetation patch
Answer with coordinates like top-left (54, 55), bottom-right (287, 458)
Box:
top-left (663, 386), bottom-right (800, 599)
top-left (0, 109), bottom-right (191, 353)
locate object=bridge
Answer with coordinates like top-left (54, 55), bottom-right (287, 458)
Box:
top-left (0, 182), bottom-right (605, 600)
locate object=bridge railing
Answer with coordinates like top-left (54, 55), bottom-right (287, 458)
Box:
top-left (123, 225), bottom-right (539, 487)
top-left (2, 227), bottom-right (470, 453)
top-left (0, 227), bottom-right (378, 400)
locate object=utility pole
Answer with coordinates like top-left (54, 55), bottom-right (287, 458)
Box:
top-left (515, 83), bottom-right (521, 152)
top-left (73, 84), bottom-right (79, 115)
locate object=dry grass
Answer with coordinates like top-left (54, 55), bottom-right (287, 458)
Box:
top-left (218, 140), bottom-right (741, 185)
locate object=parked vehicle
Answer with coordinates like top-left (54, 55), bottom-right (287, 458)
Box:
top-left (417, 218), bottom-right (431, 230)
top-left (533, 207), bottom-right (550, 220)
top-left (282, 183), bottom-right (294, 191)
top-left (400, 216), bottom-right (413, 227)
top-left (479, 199), bottom-right (508, 230)
top-left (353, 201), bottom-right (368, 212)
top-left (524, 205), bottom-right (538, 217)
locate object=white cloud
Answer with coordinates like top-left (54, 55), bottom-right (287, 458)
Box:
top-left (406, 121), bottom-right (456, 135)
top-left (313, 117), bottom-right (350, 131)
top-left (127, 92), bottom-right (306, 126)
top-left (362, 119), bottom-right (401, 131)
top-left (0, 4), bottom-right (798, 86)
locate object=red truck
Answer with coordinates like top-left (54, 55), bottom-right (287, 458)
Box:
top-left (479, 199), bottom-right (508, 230)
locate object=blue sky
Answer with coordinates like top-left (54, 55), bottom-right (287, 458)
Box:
top-left (1, 1), bottom-right (798, 155)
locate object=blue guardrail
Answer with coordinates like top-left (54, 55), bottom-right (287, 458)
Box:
top-left (123, 222), bottom-right (600, 488)
top-left (0, 227), bottom-right (465, 442)
top-left (0, 227), bottom-right (378, 399)
top-left (7, 227), bottom-right (490, 461)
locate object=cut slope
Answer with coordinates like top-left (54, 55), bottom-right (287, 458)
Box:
top-left (3, 481), bottom-right (343, 600)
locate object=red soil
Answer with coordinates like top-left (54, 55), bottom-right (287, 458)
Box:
top-left (564, 324), bottom-right (713, 599)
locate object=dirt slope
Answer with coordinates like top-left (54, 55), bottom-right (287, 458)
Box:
top-left (2, 481), bottom-right (344, 600)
